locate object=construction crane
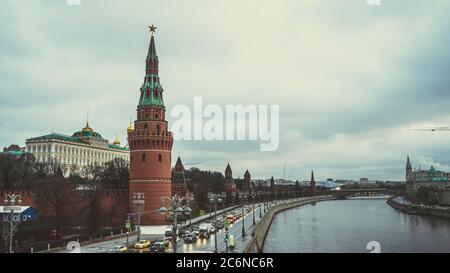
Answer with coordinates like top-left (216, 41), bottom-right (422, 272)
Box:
top-left (407, 126), bottom-right (450, 132)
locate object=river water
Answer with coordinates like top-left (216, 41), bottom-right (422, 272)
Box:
top-left (264, 197), bottom-right (450, 253)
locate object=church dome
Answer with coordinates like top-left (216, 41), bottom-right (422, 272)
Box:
top-left (113, 135), bottom-right (121, 145)
top-left (72, 122), bottom-right (104, 139)
top-left (127, 121), bottom-right (135, 133)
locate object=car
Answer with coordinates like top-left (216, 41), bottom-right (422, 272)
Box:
top-left (154, 239), bottom-right (168, 248)
top-left (198, 223), bottom-right (212, 239)
top-left (165, 230), bottom-right (174, 239)
top-left (109, 245), bottom-right (127, 253)
top-left (184, 233), bottom-right (197, 244)
top-left (190, 225), bottom-right (199, 231)
top-left (163, 237), bottom-right (171, 246)
top-left (181, 230), bottom-right (191, 238)
top-left (150, 241), bottom-right (166, 253)
top-left (150, 244), bottom-right (166, 253)
top-left (179, 228), bottom-right (189, 237)
top-left (192, 230), bottom-right (200, 236)
top-left (134, 240), bottom-right (151, 249)
top-left (210, 226), bottom-right (216, 233)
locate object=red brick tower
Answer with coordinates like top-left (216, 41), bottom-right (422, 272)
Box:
top-left (128, 26), bottom-right (173, 225)
top-left (172, 156), bottom-right (188, 198)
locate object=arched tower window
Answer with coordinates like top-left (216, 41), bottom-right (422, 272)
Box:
top-left (142, 153), bottom-right (146, 162)
top-left (158, 154), bottom-right (162, 162)
top-left (157, 124), bottom-right (160, 135)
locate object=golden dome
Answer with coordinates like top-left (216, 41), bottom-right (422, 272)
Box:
top-left (127, 121), bottom-right (135, 133)
top-left (113, 136), bottom-right (121, 145)
top-left (82, 122), bottom-right (93, 132)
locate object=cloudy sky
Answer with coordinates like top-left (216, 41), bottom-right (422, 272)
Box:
top-left (1, 0), bottom-right (450, 181)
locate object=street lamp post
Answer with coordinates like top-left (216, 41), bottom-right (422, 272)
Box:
top-left (158, 195), bottom-right (191, 254)
top-left (208, 192), bottom-right (226, 253)
top-left (239, 192), bottom-right (247, 237)
top-left (132, 192), bottom-right (145, 242)
top-left (264, 192), bottom-right (268, 213)
top-left (258, 191), bottom-right (262, 218)
top-left (3, 194), bottom-right (22, 253)
top-left (250, 191), bottom-right (257, 225)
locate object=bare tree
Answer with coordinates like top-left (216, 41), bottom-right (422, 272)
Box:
top-left (34, 176), bottom-right (77, 239)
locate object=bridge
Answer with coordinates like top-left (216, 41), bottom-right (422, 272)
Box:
top-left (330, 188), bottom-right (404, 199)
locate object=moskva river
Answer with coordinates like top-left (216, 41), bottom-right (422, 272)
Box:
top-left (264, 197), bottom-right (450, 253)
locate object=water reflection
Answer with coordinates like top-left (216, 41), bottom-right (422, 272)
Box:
top-left (264, 198), bottom-right (450, 253)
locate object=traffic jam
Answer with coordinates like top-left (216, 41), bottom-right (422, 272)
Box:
top-left (108, 205), bottom-right (257, 253)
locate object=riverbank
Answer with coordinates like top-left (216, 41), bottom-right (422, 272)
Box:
top-left (244, 196), bottom-right (336, 253)
top-left (387, 197), bottom-right (450, 219)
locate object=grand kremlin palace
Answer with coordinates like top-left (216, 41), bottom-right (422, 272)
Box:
top-left (25, 122), bottom-right (130, 168)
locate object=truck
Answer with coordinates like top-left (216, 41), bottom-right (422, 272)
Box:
top-left (198, 223), bottom-right (213, 239)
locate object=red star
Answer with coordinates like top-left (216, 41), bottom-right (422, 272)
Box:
top-left (148, 24), bottom-right (157, 35)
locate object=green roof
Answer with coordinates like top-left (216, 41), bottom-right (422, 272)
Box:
top-left (27, 133), bottom-right (84, 144)
top-left (431, 177), bottom-right (449, 182)
top-left (138, 34), bottom-right (165, 108)
top-left (0, 150), bottom-right (25, 157)
top-left (108, 144), bottom-right (129, 151)
top-left (26, 133), bottom-right (129, 151)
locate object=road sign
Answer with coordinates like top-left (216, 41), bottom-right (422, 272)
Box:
top-left (125, 220), bottom-right (131, 230)
top-left (3, 206), bottom-right (21, 212)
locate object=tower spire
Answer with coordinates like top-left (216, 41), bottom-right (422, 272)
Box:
top-left (139, 25), bottom-right (164, 108)
top-left (406, 155), bottom-right (412, 171)
top-left (310, 170), bottom-right (316, 196)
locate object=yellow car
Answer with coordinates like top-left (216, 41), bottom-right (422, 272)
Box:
top-left (134, 240), bottom-right (151, 249)
top-left (109, 245), bottom-right (127, 253)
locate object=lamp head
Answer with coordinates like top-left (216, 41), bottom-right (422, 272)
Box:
top-left (158, 206), bottom-right (168, 216)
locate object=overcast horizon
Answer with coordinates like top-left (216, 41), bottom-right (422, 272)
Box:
top-left (1, 0), bottom-right (450, 181)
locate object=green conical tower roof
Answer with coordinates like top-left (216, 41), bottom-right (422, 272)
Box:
top-left (138, 29), bottom-right (164, 108)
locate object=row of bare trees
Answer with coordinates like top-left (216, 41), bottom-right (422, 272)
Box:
top-left (0, 153), bottom-right (130, 239)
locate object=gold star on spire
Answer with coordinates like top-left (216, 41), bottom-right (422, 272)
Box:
top-left (148, 24), bottom-right (157, 35)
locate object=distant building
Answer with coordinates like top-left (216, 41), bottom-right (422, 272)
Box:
top-left (1, 144), bottom-right (25, 158)
top-left (25, 122), bottom-right (129, 169)
top-left (360, 178), bottom-right (369, 184)
top-left (406, 156), bottom-right (450, 204)
top-left (172, 157), bottom-right (194, 202)
top-left (310, 170), bottom-right (316, 195)
top-left (224, 163), bottom-right (237, 193)
top-left (234, 169), bottom-right (253, 193)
